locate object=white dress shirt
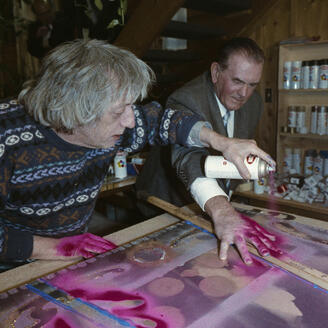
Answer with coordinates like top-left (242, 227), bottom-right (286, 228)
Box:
top-left (190, 93), bottom-right (235, 210)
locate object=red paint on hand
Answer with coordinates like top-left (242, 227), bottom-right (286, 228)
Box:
top-left (56, 233), bottom-right (116, 258)
top-left (240, 214), bottom-right (283, 259)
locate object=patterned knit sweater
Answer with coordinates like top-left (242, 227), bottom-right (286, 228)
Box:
top-left (0, 99), bottom-right (200, 261)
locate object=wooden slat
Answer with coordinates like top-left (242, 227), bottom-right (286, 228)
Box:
top-left (184, 0), bottom-right (251, 16)
top-left (114, 0), bottom-right (185, 57)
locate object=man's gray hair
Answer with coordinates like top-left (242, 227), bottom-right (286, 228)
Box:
top-left (18, 39), bottom-right (155, 132)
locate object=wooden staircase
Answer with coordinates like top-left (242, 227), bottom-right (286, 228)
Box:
top-left (115, 0), bottom-right (275, 103)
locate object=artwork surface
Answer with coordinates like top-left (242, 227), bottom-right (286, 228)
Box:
top-left (1, 208), bottom-right (328, 327)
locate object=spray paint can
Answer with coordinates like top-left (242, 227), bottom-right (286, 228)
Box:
top-left (114, 151), bottom-right (127, 179)
top-left (204, 155), bottom-right (275, 180)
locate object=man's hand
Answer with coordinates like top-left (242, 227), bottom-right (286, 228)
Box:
top-left (31, 233), bottom-right (116, 260)
top-left (205, 195), bottom-right (281, 264)
top-left (200, 127), bottom-right (276, 179)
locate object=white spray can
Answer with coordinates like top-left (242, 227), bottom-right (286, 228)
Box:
top-left (204, 155), bottom-right (274, 180)
top-left (114, 151), bottom-right (127, 179)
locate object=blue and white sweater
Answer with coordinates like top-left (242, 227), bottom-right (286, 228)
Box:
top-left (0, 99), bottom-right (201, 261)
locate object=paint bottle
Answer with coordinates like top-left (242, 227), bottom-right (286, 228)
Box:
top-left (287, 105), bottom-right (297, 128)
top-left (317, 106), bottom-right (327, 135)
top-left (291, 61), bottom-right (302, 89)
top-left (320, 150), bottom-right (328, 176)
top-left (310, 106), bottom-right (318, 134)
top-left (301, 60), bottom-right (310, 89)
top-left (204, 155), bottom-right (275, 180)
top-left (296, 105), bottom-right (306, 133)
top-left (304, 149), bottom-right (317, 176)
top-left (313, 151), bottom-right (324, 175)
top-left (319, 59), bottom-right (328, 89)
top-left (283, 61), bottom-right (292, 89)
top-left (309, 60), bottom-right (320, 89)
top-left (292, 148), bottom-right (302, 175)
top-left (254, 177), bottom-right (266, 194)
top-left (114, 151), bottom-right (127, 179)
top-left (283, 147), bottom-right (293, 175)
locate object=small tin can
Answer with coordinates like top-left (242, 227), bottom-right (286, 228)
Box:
top-left (114, 151), bottom-right (127, 179)
top-left (204, 155), bottom-right (274, 180)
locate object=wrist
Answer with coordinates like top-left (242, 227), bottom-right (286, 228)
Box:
top-left (204, 195), bottom-right (229, 217)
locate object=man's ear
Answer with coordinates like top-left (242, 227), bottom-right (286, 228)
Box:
top-left (210, 62), bottom-right (221, 84)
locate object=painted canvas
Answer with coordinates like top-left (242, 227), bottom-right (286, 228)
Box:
top-left (1, 207), bottom-right (328, 327)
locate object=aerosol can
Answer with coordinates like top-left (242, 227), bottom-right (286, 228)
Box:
top-left (204, 155), bottom-right (275, 180)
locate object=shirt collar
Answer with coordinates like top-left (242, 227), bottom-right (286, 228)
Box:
top-left (214, 93), bottom-right (228, 118)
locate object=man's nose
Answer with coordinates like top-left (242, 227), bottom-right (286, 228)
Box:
top-left (121, 105), bottom-right (135, 128)
top-left (238, 84), bottom-right (248, 98)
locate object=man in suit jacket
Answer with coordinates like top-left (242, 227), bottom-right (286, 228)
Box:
top-left (136, 38), bottom-right (277, 265)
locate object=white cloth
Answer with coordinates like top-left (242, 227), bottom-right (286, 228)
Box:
top-left (190, 93), bottom-right (235, 210)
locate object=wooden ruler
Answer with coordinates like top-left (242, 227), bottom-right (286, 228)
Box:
top-left (141, 193), bottom-right (328, 291)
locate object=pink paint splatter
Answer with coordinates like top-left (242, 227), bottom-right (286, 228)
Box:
top-left (56, 233), bottom-right (116, 258)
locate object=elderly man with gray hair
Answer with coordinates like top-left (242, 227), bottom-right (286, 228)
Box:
top-left (0, 39), bottom-right (275, 265)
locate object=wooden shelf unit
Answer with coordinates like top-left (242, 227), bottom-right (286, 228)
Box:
top-left (277, 41), bottom-right (328, 173)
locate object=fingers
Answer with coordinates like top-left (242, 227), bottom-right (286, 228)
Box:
top-left (248, 236), bottom-right (269, 256)
top-left (254, 224), bottom-right (276, 241)
top-left (87, 233), bottom-right (116, 247)
top-left (234, 235), bottom-right (253, 265)
top-left (219, 235), bottom-right (232, 261)
top-left (233, 159), bottom-right (251, 180)
top-left (82, 241), bottom-right (112, 255)
top-left (251, 147), bottom-right (276, 169)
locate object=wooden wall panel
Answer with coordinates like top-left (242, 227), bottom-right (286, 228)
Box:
top-left (290, 0), bottom-right (328, 39)
top-left (239, 0), bottom-right (328, 159)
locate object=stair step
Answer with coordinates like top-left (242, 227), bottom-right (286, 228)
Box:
top-left (143, 49), bottom-right (201, 63)
top-left (162, 21), bottom-right (226, 40)
top-left (184, 0), bottom-right (251, 15)
top-left (155, 72), bottom-right (184, 84)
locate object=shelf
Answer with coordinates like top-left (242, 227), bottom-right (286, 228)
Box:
top-left (233, 190), bottom-right (328, 220)
top-left (279, 89), bottom-right (328, 95)
top-left (279, 133), bottom-right (328, 140)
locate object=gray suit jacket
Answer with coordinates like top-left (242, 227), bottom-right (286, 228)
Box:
top-left (135, 71), bottom-right (263, 217)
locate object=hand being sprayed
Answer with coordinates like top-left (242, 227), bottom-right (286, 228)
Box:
top-left (205, 196), bottom-right (282, 265)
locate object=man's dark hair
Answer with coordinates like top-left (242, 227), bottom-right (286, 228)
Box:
top-left (217, 37), bottom-right (265, 70)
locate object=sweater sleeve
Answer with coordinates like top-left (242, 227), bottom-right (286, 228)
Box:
top-left (120, 101), bottom-right (202, 152)
top-left (0, 142), bottom-right (34, 261)
top-left (0, 224), bottom-right (33, 261)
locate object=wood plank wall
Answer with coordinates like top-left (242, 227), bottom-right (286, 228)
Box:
top-left (241, 0), bottom-right (328, 158)
top-left (3, 0), bottom-right (328, 160)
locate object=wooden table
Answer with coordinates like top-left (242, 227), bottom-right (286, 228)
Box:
top-left (99, 175), bottom-right (137, 197)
